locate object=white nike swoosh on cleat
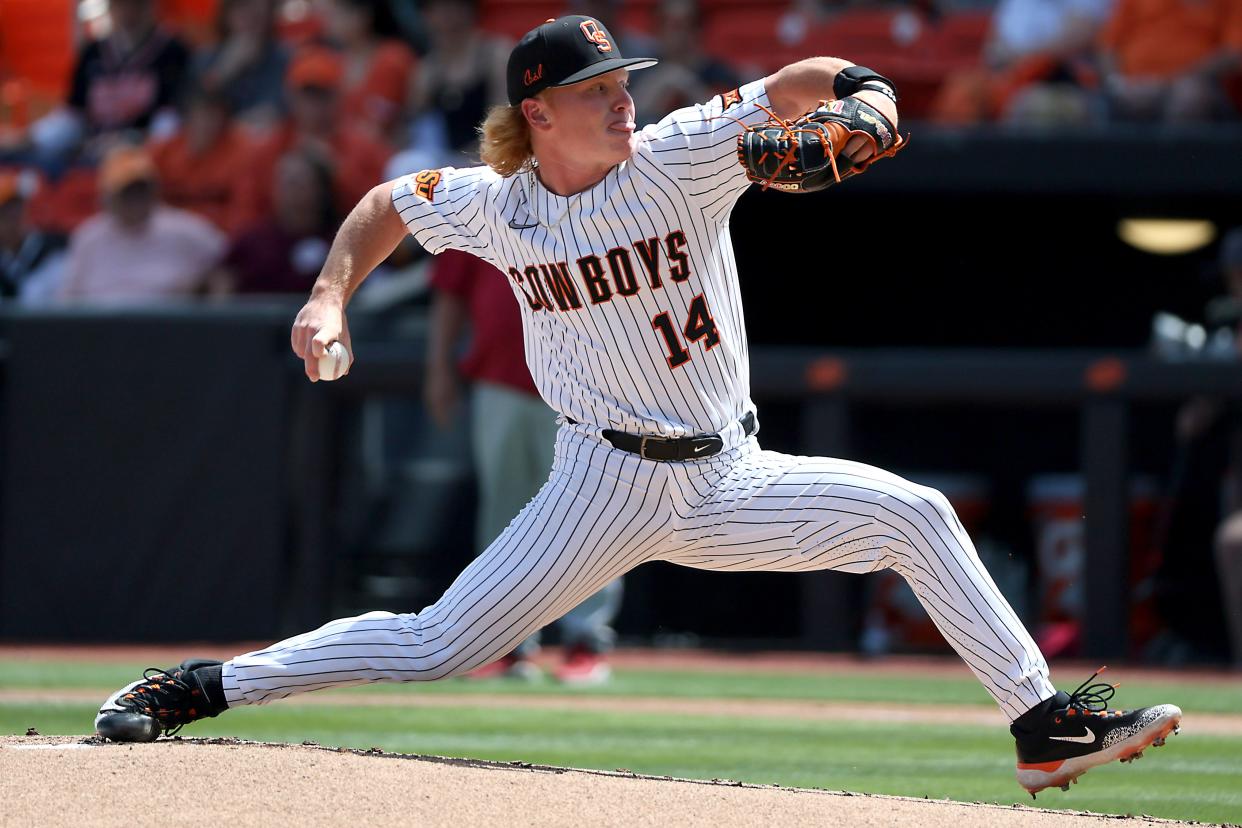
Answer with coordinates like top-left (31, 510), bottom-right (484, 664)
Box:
top-left (94, 678), bottom-right (148, 726)
top-left (1049, 730), bottom-right (1097, 744)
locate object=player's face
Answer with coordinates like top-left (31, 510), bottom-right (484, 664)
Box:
top-left (543, 70), bottom-right (636, 167)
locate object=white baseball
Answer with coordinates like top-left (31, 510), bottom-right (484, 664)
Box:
top-left (318, 341), bottom-right (351, 381)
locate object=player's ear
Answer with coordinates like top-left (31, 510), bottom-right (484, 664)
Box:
top-left (522, 95), bottom-right (553, 132)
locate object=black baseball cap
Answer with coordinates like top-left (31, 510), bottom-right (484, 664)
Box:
top-left (506, 15), bottom-right (657, 106)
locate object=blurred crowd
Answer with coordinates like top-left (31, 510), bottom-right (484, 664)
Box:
top-left (0, 0), bottom-right (492, 304)
top-left (0, 0), bottom-right (1240, 306)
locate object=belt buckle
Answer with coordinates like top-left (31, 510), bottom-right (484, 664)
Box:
top-left (639, 435), bottom-right (675, 460)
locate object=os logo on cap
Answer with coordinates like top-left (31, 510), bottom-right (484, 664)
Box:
top-left (505, 15), bottom-right (658, 106)
top-left (580, 19), bottom-right (613, 53)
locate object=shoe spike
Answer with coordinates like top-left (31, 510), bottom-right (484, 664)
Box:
top-left (1153, 737), bottom-right (1165, 747)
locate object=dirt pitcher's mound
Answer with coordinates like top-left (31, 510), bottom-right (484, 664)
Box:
top-left (0, 736), bottom-right (1191, 828)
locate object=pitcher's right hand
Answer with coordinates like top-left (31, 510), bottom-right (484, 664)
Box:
top-left (292, 297), bottom-right (352, 382)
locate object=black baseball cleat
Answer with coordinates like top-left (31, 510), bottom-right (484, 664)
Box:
top-left (94, 659), bottom-right (228, 742)
top-left (1012, 668), bottom-right (1182, 797)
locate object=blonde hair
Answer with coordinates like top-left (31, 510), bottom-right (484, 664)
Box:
top-left (478, 103), bottom-right (535, 177)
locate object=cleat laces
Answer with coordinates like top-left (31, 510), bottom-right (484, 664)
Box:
top-left (123, 667), bottom-right (199, 736)
top-left (1063, 667), bottom-right (1119, 717)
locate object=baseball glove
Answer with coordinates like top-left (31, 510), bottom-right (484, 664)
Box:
top-left (735, 97), bottom-right (906, 193)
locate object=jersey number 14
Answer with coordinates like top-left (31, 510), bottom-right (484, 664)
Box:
top-left (652, 294), bottom-right (720, 369)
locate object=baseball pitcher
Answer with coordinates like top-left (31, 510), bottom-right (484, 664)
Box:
top-left (96, 15), bottom-right (1181, 797)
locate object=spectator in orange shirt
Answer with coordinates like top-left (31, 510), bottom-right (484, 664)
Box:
top-left (323, 0), bottom-right (417, 143)
top-left (1100, 0), bottom-right (1242, 121)
top-left (148, 86), bottom-right (254, 236)
top-left (240, 46), bottom-right (393, 226)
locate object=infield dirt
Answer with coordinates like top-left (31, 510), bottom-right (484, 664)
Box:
top-left (0, 735), bottom-right (1205, 828)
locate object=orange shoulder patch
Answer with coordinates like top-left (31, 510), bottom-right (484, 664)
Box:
top-left (413, 169), bottom-right (442, 202)
top-left (719, 88), bottom-right (742, 110)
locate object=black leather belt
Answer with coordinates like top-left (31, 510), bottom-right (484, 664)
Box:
top-left (597, 411), bottom-right (757, 462)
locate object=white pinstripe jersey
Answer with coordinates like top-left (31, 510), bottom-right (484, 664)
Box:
top-left (393, 79), bottom-right (773, 438)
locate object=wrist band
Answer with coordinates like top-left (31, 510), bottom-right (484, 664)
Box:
top-left (859, 81), bottom-right (898, 104)
top-left (834, 65), bottom-right (899, 103)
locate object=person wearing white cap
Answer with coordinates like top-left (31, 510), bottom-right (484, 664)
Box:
top-left (58, 145), bottom-right (225, 303)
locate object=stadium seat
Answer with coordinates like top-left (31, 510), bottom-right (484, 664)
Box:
top-left (811, 10), bottom-right (940, 118)
top-left (156, 0), bottom-right (219, 47)
top-left (478, 0), bottom-right (563, 41)
top-left (923, 9), bottom-right (992, 72)
top-left (25, 166), bottom-right (100, 235)
top-left (701, 6), bottom-right (792, 74)
top-left (0, 0), bottom-right (75, 101)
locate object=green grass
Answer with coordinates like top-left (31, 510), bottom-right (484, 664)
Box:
top-left (3, 661), bottom-right (1241, 823)
top-left (3, 659), bottom-right (1240, 713)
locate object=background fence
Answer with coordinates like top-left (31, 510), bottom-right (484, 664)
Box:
top-left (3, 301), bottom-right (1237, 661)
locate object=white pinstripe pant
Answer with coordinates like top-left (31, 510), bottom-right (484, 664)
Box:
top-left (223, 424), bottom-right (1055, 721)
